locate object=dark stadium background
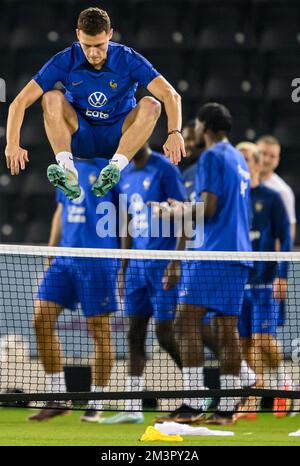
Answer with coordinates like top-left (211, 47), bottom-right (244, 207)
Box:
top-left (0, 0), bottom-right (299, 244)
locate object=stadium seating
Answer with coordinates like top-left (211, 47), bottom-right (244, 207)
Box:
top-left (0, 0), bottom-right (299, 243)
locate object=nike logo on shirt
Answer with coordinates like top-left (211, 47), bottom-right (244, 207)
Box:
top-left (72, 81), bottom-right (83, 86)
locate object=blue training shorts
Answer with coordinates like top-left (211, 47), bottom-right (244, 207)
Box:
top-left (71, 110), bottom-right (128, 159)
top-left (37, 257), bottom-right (118, 317)
top-left (178, 260), bottom-right (249, 316)
top-left (124, 259), bottom-right (177, 320)
top-left (238, 286), bottom-right (278, 338)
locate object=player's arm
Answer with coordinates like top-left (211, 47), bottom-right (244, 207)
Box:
top-left (5, 80), bottom-right (44, 175)
top-left (147, 76), bottom-right (186, 165)
top-left (272, 194), bottom-right (292, 301)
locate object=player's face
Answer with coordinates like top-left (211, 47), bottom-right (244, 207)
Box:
top-left (182, 126), bottom-right (197, 158)
top-left (257, 141), bottom-right (280, 176)
top-left (195, 119), bottom-right (205, 147)
top-left (241, 148), bottom-right (260, 178)
top-left (77, 29), bottom-right (113, 68)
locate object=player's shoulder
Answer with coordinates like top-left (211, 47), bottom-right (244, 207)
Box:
top-left (270, 173), bottom-right (295, 197)
top-left (108, 41), bottom-right (138, 61)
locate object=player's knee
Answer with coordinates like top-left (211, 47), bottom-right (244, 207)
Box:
top-left (139, 96), bottom-right (161, 119)
top-left (41, 90), bottom-right (64, 113)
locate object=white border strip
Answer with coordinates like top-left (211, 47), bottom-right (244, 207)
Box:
top-left (0, 244), bottom-right (300, 261)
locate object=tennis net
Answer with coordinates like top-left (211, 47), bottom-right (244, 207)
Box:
top-left (0, 244), bottom-right (300, 414)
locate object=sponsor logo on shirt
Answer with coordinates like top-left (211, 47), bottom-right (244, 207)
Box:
top-left (109, 80), bottom-right (118, 90)
top-left (86, 109), bottom-right (109, 119)
top-left (72, 80), bottom-right (83, 86)
top-left (88, 91), bottom-right (108, 108)
top-left (250, 230), bottom-right (261, 241)
top-left (89, 173), bottom-right (97, 185)
top-left (255, 201), bottom-right (263, 212)
top-left (143, 177), bottom-right (151, 190)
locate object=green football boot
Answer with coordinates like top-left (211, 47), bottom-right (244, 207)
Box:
top-left (91, 163), bottom-right (121, 198)
top-left (47, 164), bottom-right (81, 201)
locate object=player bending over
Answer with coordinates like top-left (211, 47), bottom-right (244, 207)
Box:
top-left (99, 143), bottom-right (186, 424)
top-left (156, 103), bottom-right (253, 426)
top-left (5, 7), bottom-right (185, 199)
top-left (237, 142), bottom-right (291, 418)
top-left (29, 158), bottom-right (119, 423)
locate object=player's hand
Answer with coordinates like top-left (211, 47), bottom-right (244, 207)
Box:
top-left (150, 199), bottom-right (186, 220)
top-left (273, 277), bottom-right (288, 301)
top-left (5, 144), bottom-right (29, 175)
top-left (163, 133), bottom-right (186, 165)
top-left (162, 260), bottom-right (181, 290)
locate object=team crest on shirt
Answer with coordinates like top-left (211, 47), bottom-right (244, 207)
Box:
top-left (255, 201), bottom-right (263, 212)
top-left (143, 177), bottom-right (151, 190)
top-left (109, 80), bottom-right (118, 90)
top-left (89, 173), bottom-right (97, 185)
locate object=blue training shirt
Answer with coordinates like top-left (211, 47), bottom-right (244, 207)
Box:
top-left (195, 141), bottom-right (252, 252)
top-left (119, 152), bottom-right (186, 250)
top-left (182, 162), bottom-right (197, 202)
top-left (248, 185), bottom-right (291, 285)
top-left (33, 41), bottom-right (160, 125)
top-left (57, 158), bottom-right (119, 248)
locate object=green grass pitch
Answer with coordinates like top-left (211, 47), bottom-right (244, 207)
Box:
top-left (0, 409), bottom-right (300, 446)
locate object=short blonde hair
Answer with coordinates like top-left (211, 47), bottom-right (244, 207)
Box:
top-left (236, 142), bottom-right (262, 164)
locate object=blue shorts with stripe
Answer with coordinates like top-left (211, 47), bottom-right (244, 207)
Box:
top-left (238, 286), bottom-right (278, 338)
top-left (71, 109), bottom-right (128, 159)
top-left (178, 260), bottom-right (249, 316)
top-left (124, 259), bottom-right (177, 320)
top-left (37, 257), bottom-right (118, 317)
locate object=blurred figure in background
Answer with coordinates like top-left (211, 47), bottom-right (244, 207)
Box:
top-left (257, 135), bottom-right (296, 242)
top-left (29, 158), bottom-right (119, 423)
top-left (100, 143), bottom-right (186, 424)
top-left (237, 142), bottom-right (292, 418)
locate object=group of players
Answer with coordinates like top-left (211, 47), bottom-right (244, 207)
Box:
top-left (4, 7), bottom-right (297, 425)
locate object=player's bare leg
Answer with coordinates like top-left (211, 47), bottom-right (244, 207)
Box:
top-left (155, 304), bottom-right (208, 423)
top-left (237, 337), bottom-right (261, 419)
top-left (205, 316), bottom-right (242, 426)
top-left (92, 96), bottom-right (161, 197)
top-left (155, 320), bottom-right (182, 370)
top-left (257, 334), bottom-right (289, 416)
top-left (41, 90), bottom-right (81, 200)
top-left (99, 316), bottom-right (150, 424)
top-left (28, 300), bottom-right (69, 421)
top-left (81, 315), bottom-right (115, 422)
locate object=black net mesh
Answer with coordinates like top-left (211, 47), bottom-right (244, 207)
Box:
top-left (0, 246), bottom-right (300, 418)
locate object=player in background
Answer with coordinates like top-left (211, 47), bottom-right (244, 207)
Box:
top-left (257, 135), bottom-right (296, 242)
top-left (29, 158), bottom-right (119, 423)
top-left (99, 143), bottom-right (186, 424)
top-left (181, 119), bottom-right (202, 202)
top-left (156, 103), bottom-right (252, 426)
top-left (5, 7), bottom-right (185, 200)
top-left (237, 142), bottom-right (292, 418)
top-left (257, 135), bottom-right (296, 333)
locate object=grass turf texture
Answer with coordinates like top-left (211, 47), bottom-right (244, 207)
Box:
top-left (0, 409), bottom-right (300, 446)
